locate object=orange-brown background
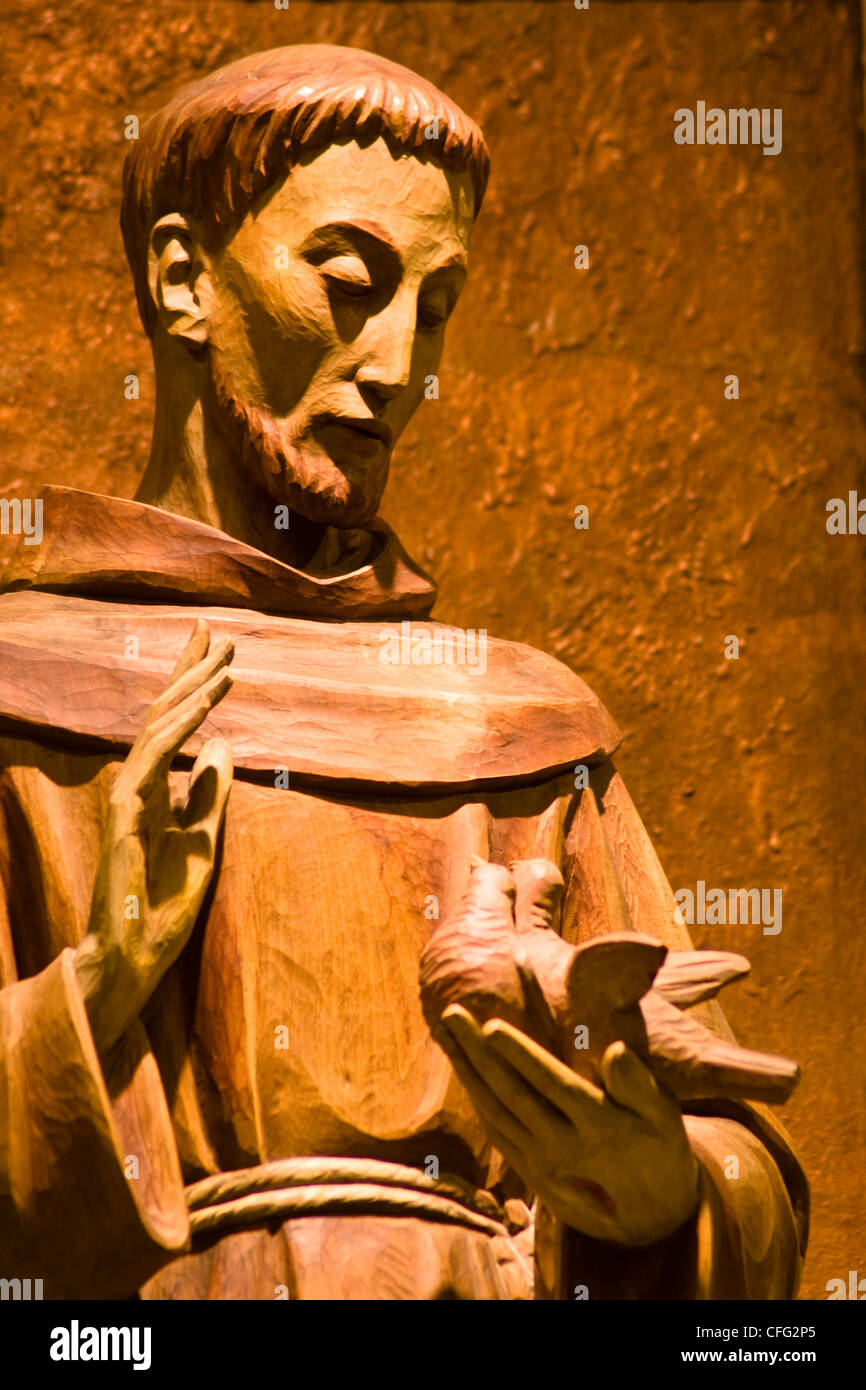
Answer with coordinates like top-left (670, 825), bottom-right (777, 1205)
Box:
top-left (0, 0), bottom-right (863, 1298)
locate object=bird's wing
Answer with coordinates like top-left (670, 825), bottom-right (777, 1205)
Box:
top-left (641, 990), bottom-right (800, 1102)
top-left (653, 948), bottom-right (751, 1008)
top-left (568, 932), bottom-right (668, 1012)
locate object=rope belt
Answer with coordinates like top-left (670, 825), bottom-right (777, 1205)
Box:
top-left (185, 1156), bottom-right (514, 1245)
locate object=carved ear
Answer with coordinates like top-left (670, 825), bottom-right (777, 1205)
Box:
top-left (147, 213), bottom-right (210, 349)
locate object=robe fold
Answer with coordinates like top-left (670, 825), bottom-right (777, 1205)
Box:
top-left (0, 486), bottom-right (807, 1299)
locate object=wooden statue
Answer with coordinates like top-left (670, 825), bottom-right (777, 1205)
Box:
top-left (0, 44), bottom-right (807, 1300)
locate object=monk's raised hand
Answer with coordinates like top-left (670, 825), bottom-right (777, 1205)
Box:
top-left (74, 620), bottom-right (234, 1056)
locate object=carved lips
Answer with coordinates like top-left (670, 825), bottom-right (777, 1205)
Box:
top-left (317, 413), bottom-right (392, 461)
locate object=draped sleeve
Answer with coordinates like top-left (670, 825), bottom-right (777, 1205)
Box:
top-left (534, 762), bottom-right (808, 1300)
top-left (0, 746), bottom-right (189, 1298)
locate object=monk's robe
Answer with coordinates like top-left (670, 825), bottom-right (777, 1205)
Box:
top-left (0, 486), bottom-right (808, 1300)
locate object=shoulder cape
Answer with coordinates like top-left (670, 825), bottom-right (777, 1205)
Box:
top-left (0, 488), bottom-right (620, 791)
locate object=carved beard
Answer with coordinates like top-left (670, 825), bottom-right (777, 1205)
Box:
top-left (204, 348), bottom-right (387, 529)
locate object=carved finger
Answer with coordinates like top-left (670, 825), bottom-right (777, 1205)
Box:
top-left (174, 742), bottom-right (234, 907)
top-left (134, 669), bottom-right (233, 797)
top-left (443, 1006), bottom-right (569, 1142)
top-left (437, 1024), bottom-right (533, 1152)
top-left (145, 637), bottom-right (235, 727)
top-left (598, 1041), bottom-right (673, 1126)
top-left (166, 619), bottom-right (212, 684)
top-left (481, 1014), bottom-right (608, 1127)
top-left (178, 737), bottom-right (234, 835)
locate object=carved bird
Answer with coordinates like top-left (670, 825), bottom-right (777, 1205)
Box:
top-left (419, 858), bottom-right (525, 1034)
top-left (420, 856), bottom-right (799, 1105)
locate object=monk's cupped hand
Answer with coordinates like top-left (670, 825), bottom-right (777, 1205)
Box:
top-left (440, 1005), bottom-right (701, 1247)
top-left (74, 621), bottom-right (234, 1057)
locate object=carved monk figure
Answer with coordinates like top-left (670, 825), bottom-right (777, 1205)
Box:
top-left (0, 45), bottom-right (807, 1299)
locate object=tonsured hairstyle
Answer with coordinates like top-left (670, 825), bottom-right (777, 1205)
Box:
top-left (121, 43), bottom-right (490, 338)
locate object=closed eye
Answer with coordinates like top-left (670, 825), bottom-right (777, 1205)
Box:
top-left (418, 289), bottom-right (451, 332)
top-left (319, 254), bottom-right (373, 296)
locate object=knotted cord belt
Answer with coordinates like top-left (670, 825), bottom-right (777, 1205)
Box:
top-left (185, 1156), bottom-right (514, 1245)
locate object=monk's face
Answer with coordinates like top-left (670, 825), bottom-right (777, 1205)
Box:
top-left (204, 137), bottom-right (475, 528)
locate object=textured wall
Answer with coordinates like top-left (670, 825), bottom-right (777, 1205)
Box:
top-left (1, 0), bottom-right (864, 1298)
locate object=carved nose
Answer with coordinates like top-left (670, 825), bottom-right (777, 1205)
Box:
top-left (354, 293), bottom-right (416, 405)
top-left (356, 375), bottom-right (402, 409)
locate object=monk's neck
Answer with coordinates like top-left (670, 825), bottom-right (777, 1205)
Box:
top-left (134, 376), bottom-right (325, 570)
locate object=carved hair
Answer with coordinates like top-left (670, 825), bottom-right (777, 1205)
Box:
top-left (121, 43), bottom-right (490, 337)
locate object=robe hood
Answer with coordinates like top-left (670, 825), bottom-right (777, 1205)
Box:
top-left (0, 487), bottom-right (621, 790)
top-left (1, 485), bottom-right (437, 621)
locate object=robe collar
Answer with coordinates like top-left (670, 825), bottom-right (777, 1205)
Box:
top-left (1, 485), bottom-right (436, 621)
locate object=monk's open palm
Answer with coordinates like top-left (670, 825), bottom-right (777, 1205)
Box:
top-left (441, 1004), bottom-right (700, 1247)
top-left (75, 621), bottom-right (234, 1055)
